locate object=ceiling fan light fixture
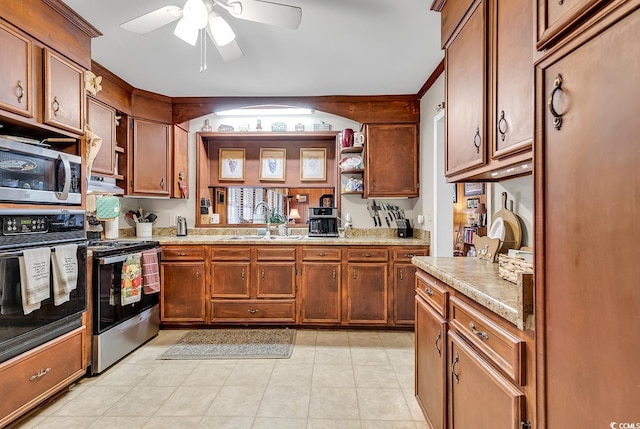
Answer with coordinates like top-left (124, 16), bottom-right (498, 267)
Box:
top-left (174, 16), bottom-right (199, 45)
top-left (182, 0), bottom-right (209, 29)
top-left (208, 11), bottom-right (236, 46)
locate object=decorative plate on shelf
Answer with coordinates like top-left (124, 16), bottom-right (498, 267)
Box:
top-left (339, 156), bottom-right (363, 170)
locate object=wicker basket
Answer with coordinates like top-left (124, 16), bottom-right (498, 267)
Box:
top-left (498, 254), bottom-right (533, 284)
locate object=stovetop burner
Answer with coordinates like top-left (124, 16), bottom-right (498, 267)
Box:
top-left (88, 239), bottom-right (160, 257)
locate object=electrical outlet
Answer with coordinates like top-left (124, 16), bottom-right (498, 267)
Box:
top-left (171, 215), bottom-right (177, 226)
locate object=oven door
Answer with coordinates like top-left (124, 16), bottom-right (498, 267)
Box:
top-left (93, 250), bottom-right (160, 334)
top-left (0, 242), bottom-right (86, 363)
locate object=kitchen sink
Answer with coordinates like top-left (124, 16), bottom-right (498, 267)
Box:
top-left (224, 235), bottom-right (303, 241)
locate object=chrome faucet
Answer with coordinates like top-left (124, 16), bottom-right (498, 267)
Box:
top-left (254, 201), bottom-right (272, 237)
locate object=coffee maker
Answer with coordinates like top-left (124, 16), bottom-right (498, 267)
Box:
top-left (308, 207), bottom-right (338, 237)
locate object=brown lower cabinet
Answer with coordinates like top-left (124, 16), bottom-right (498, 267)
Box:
top-left (161, 243), bottom-right (428, 327)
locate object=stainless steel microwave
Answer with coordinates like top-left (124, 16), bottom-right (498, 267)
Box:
top-left (0, 138), bottom-right (81, 205)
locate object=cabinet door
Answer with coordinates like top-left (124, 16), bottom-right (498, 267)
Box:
top-left (301, 262), bottom-right (341, 324)
top-left (393, 263), bottom-right (418, 325)
top-left (256, 262), bottom-right (296, 299)
top-left (43, 48), bottom-right (84, 134)
top-left (448, 332), bottom-right (525, 429)
top-left (346, 262), bottom-right (388, 324)
top-left (131, 118), bottom-right (171, 196)
top-left (365, 124), bottom-right (419, 197)
top-left (211, 262), bottom-right (251, 298)
top-left (445, 0), bottom-right (487, 177)
top-left (0, 22), bottom-right (32, 118)
top-left (87, 97), bottom-right (116, 176)
top-left (415, 295), bottom-right (447, 429)
top-left (537, 6), bottom-right (640, 427)
top-left (160, 262), bottom-right (206, 322)
top-left (492, 0), bottom-right (533, 159)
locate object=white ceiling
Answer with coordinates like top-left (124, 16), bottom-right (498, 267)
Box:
top-left (63, 0), bottom-right (443, 98)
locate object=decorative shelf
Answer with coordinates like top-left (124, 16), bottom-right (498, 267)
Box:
top-left (340, 146), bottom-right (364, 154)
top-left (341, 190), bottom-right (364, 195)
top-left (340, 168), bottom-right (364, 175)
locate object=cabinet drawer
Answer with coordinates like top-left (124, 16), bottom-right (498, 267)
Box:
top-left (347, 248), bottom-right (388, 262)
top-left (211, 247), bottom-right (251, 261)
top-left (302, 247), bottom-right (341, 261)
top-left (162, 246), bottom-right (206, 260)
top-left (211, 300), bottom-right (296, 323)
top-left (0, 328), bottom-right (85, 425)
top-left (449, 296), bottom-right (525, 385)
top-left (256, 247), bottom-right (296, 261)
top-left (393, 248), bottom-right (428, 261)
top-left (415, 271), bottom-right (448, 318)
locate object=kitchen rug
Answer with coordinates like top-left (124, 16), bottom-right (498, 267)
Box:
top-left (157, 328), bottom-right (296, 360)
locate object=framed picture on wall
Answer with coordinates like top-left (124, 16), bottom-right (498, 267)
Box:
top-left (219, 148), bottom-right (245, 181)
top-left (300, 148), bottom-right (327, 181)
top-left (467, 198), bottom-right (480, 209)
top-left (259, 148), bottom-right (286, 181)
top-left (464, 182), bottom-right (485, 196)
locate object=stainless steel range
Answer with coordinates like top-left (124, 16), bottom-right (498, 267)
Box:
top-left (88, 239), bottom-right (161, 374)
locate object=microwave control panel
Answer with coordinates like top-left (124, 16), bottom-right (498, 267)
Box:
top-left (1, 216), bottom-right (48, 235)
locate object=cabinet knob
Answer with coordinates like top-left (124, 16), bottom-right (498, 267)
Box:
top-left (16, 80), bottom-right (24, 103)
top-left (52, 96), bottom-right (60, 116)
top-left (473, 128), bottom-right (481, 153)
top-left (548, 74), bottom-right (564, 130)
top-left (29, 367), bottom-right (51, 381)
top-left (497, 110), bottom-right (507, 141)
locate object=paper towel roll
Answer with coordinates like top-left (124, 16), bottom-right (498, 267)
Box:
top-left (104, 217), bottom-right (119, 239)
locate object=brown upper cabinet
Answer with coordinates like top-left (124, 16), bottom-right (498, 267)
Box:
top-left (128, 118), bottom-right (171, 197)
top-left (86, 96), bottom-right (117, 176)
top-left (365, 123), bottom-right (419, 197)
top-left (536, 0), bottom-right (609, 50)
top-left (0, 21), bottom-right (33, 119)
top-left (436, 0), bottom-right (534, 182)
top-left (43, 48), bottom-right (85, 135)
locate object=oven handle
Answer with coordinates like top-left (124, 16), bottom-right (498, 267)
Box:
top-left (0, 243), bottom-right (86, 260)
top-left (97, 248), bottom-right (161, 265)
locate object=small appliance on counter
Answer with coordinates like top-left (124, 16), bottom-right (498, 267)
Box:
top-left (396, 218), bottom-right (413, 238)
top-left (308, 207), bottom-right (338, 237)
top-left (176, 216), bottom-right (187, 236)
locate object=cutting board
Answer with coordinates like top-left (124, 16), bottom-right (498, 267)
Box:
top-left (494, 192), bottom-right (522, 253)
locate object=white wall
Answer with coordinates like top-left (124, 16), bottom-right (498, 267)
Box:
top-left (488, 176), bottom-right (533, 247)
top-left (417, 74), bottom-right (445, 237)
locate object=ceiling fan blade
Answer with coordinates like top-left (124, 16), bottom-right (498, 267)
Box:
top-left (226, 0), bottom-right (302, 29)
top-left (120, 6), bottom-right (183, 34)
top-left (206, 26), bottom-right (245, 61)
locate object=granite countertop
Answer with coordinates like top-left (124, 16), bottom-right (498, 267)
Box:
top-left (411, 256), bottom-right (533, 330)
top-left (147, 235), bottom-right (429, 246)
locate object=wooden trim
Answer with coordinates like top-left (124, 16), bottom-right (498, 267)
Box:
top-left (431, 0), bottom-right (447, 12)
top-left (417, 58), bottom-right (445, 99)
top-left (91, 61), bottom-right (134, 93)
top-left (42, 0), bottom-right (102, 38)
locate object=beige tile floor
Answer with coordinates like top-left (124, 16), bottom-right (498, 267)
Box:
top-left (12, 329), bottom-right (427, 429)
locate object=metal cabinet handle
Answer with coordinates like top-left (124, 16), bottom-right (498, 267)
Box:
top-left (406, 253), bottom-right (416, 258)
top-left (178, 252), bottom-right (187, 256)
top-left (16, 80), bottom-right (24, 103)
top-left (353, 269), bottom-right (357, 281)
top-left (160, 177), bottom-right (165, 189)
top-left (435, 331), bottom-right (442, 357)
top-left (470, 322), bottom-right (489, 340)
top-left (247, 309), bottom-right (258, 314)
top-left (332, 269), bottom-right (336, 280)
top-left (195, 269), bottom-right (200, 280)
top-left (424, 287), bottom-right (434, 296)
top-left (473, 128), bottom-right (481, 153)
top-left (317, 252), bottom-right (326, 257)
top-left (451, 352), bottom-right (460, 384)
top-left (52, 96), bottom-right (60, 115)
top-left (261, 268), bottom-right (265, 281)
top-left (364, 253), bottom-right (372, 257)
top-left (399, 269), bottom-right (403, 281)
top-left (29, 367), bottom-right (51, 381)
top-left (497, 110), bottom-right (507, 141)
top-left (548, 74), bottom-right (564, 130)
top-left (372, 179), bottom-right (376, 189)
top-left (241, 268), bottom-right (245, 280)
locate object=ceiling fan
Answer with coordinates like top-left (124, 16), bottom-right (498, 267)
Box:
top-left (120, 0), bottom-right (302, 66)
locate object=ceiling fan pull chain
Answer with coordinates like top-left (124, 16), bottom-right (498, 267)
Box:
top-left (200, 28), bottom-right (207, 72)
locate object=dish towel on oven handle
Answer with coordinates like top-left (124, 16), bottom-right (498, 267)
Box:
top-left (141, 249), bottom-right (160, 294)
top-left (19, 247), bottom-right (51, 315)
top-left (0, 259), bottom-right (22, 315)
top-left (51, 244), bottom-right (78, 305)
top-left (121, 253), bottom-right (142, 305)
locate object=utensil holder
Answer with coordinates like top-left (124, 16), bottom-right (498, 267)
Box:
top-left (136, 222), bottom-right (152, 238)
